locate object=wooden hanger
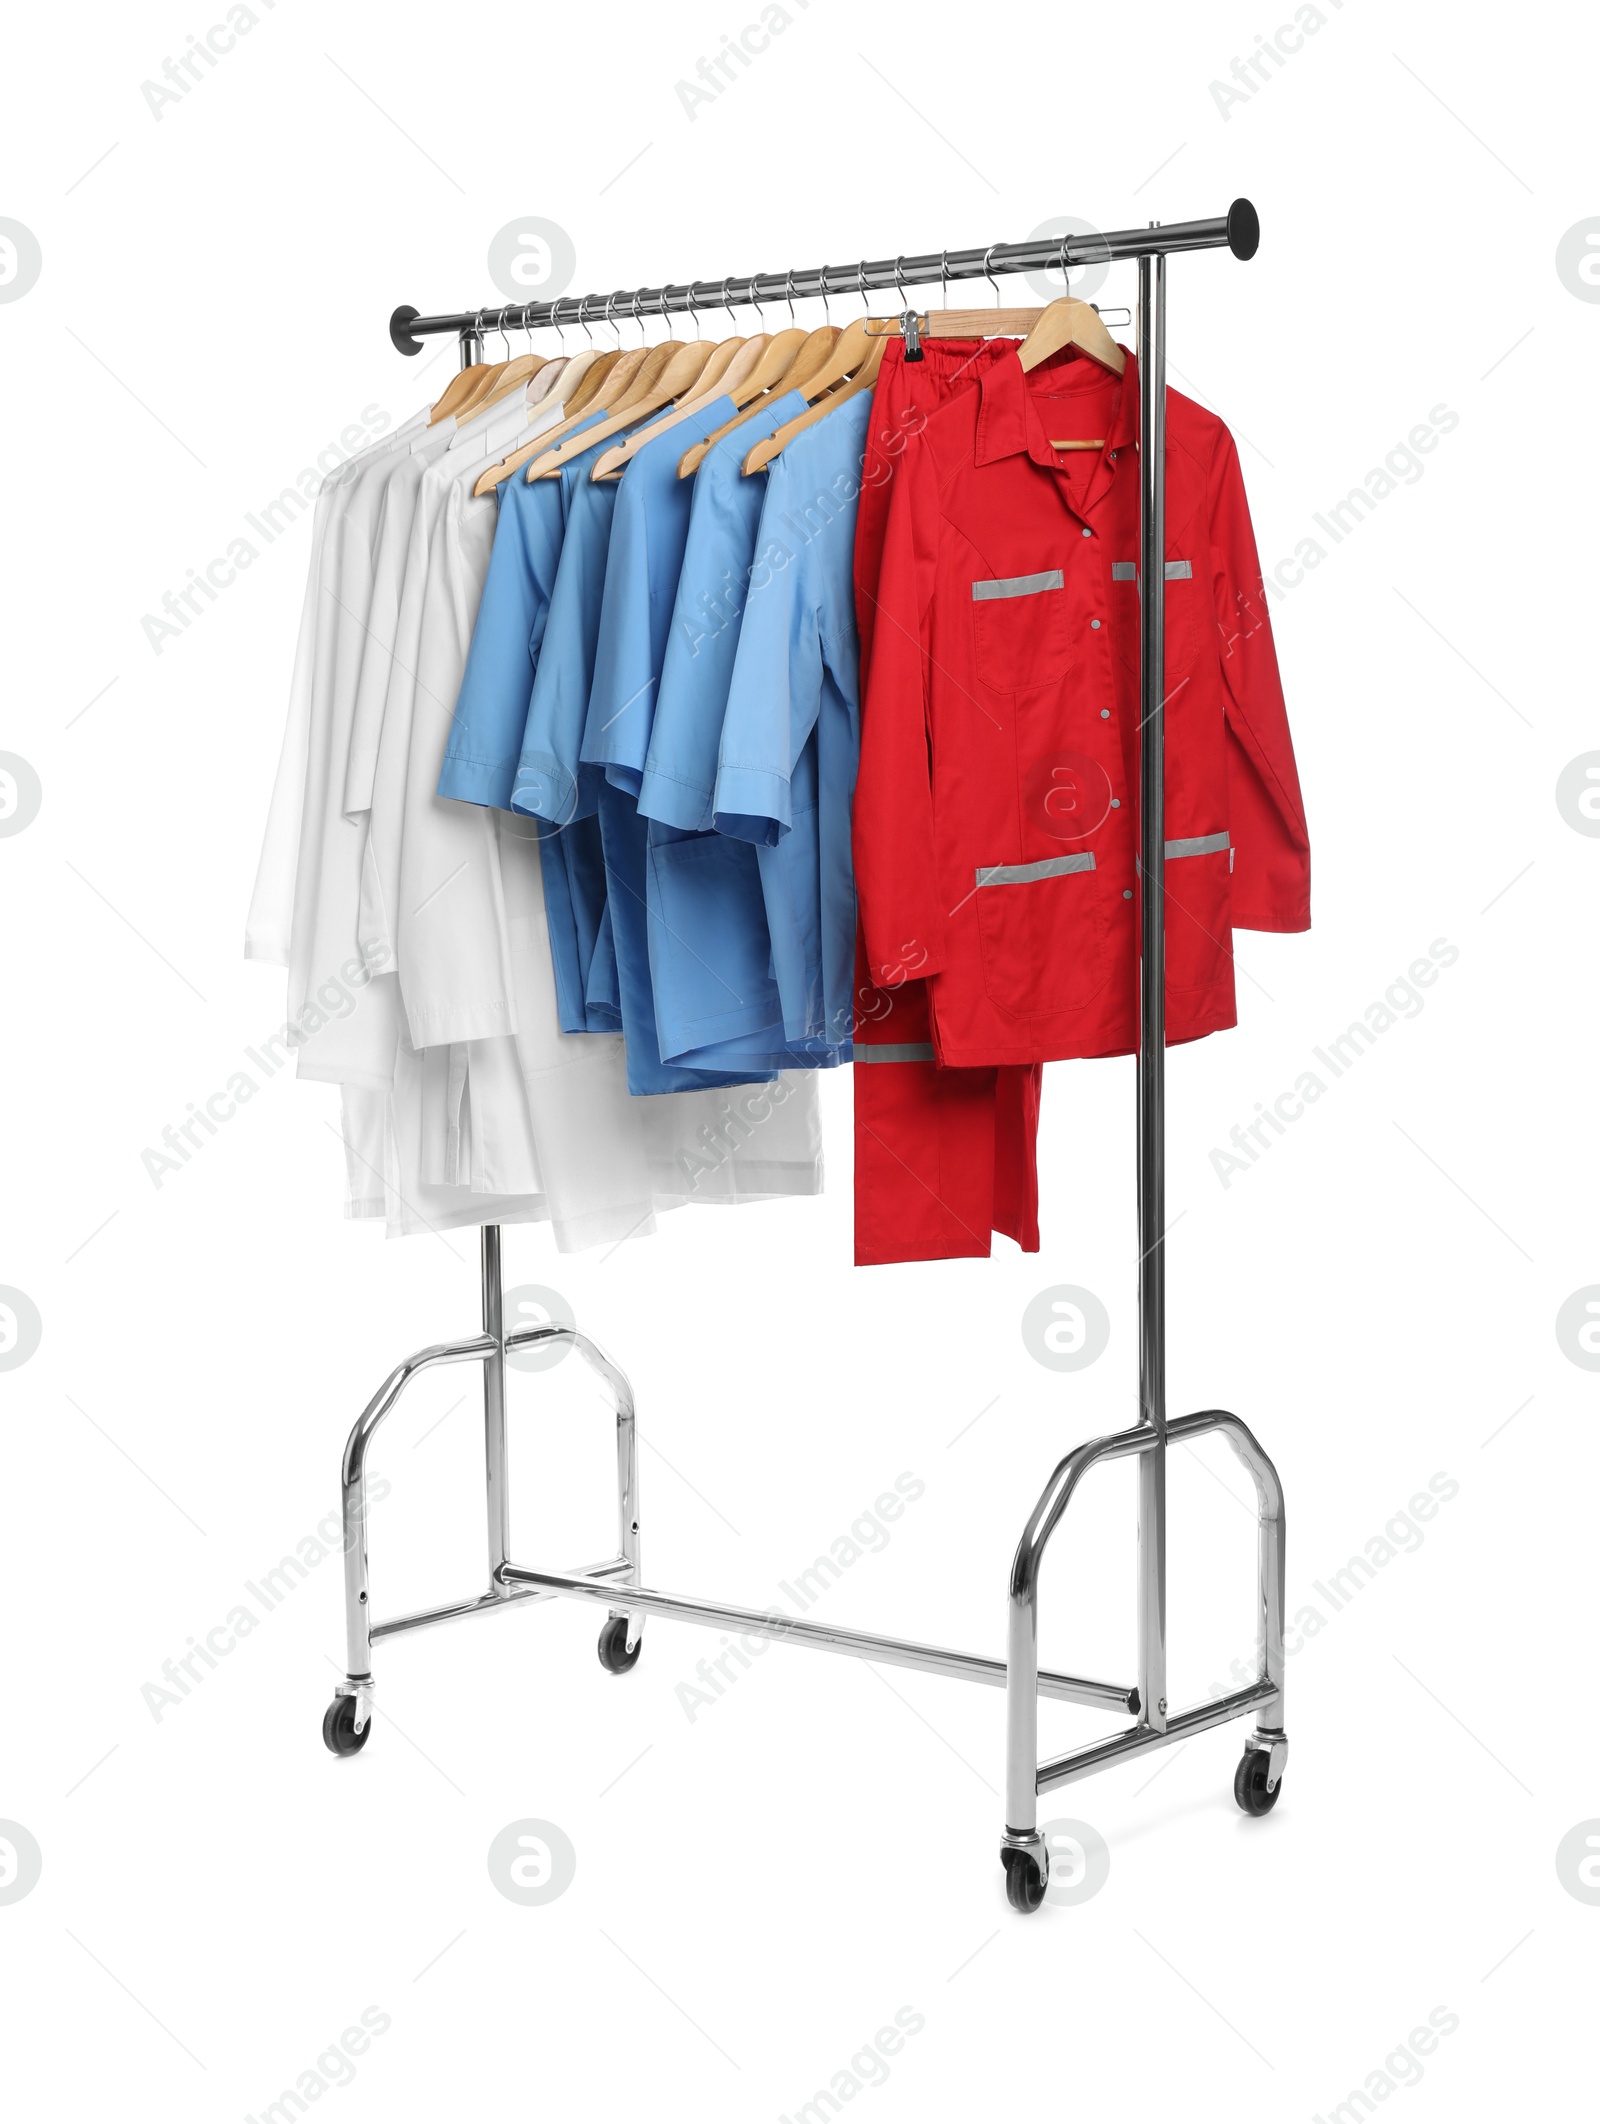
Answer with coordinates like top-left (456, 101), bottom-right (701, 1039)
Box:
top-left (1014, 298), bottom-right (1125, 451)
top-left (590, 335), bottom-right (768, 481)
top-left (471, 349), bottom-right (622, 496)
top-left (783, 315), bottom-right (877, 401)
top-left (1018, 297), bottom-right (1125, 377)
top-left (676, 326), bottom-right (839, 478)
top-left (741, 334), bottom-right (886, 475)
top-left (724, 327), bottom-right (808, 406)
top-left (526, 339), bottom-right (710, 480)
top-left (863, 306), bottom-right (1041, 339)
top-left (456, 349), bottom-right (549, 422)
top-left (429, 345), bottom-right (494, 425)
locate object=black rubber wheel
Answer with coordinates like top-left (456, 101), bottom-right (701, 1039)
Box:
top-left (1002, 1849), bottom-right (1047, 1913)
top-left (597, 1615), bottom-right (642, 1674)
top-left (1233, 1748), bottom-right (1281, 1815)
top-left (322, 1695), bottom-right (370, 1757)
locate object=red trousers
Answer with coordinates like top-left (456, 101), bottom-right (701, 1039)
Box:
top-left (853, 338), bottom-right (1043, 1266)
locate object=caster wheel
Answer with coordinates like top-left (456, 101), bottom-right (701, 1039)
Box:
top-left (1002, 1848), bottom-right (1047, 1914)
top-left (597, 1615), bottom-right (642, 1675)
top-left (1233, 1747), bottom-right (1281, 1816)
top-left (322, 1695), bottom-right (370, 1757)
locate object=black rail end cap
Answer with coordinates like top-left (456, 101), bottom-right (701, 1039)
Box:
top-left (389, 304), bottom-right (424, 356)
top-left (1227, 199), bottom-right (1261, 261)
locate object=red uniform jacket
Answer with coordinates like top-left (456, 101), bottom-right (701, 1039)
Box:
top-left (853, 346), bottom-right (1309, 1067)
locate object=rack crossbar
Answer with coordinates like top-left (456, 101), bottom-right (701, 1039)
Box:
top-left (370, 1557), bottom-right (631, 1644)
top-left (498, 1564), bottom-right (1138, 1713)
top-left (388, 201), bottom-right (1259, 351)
top-left (1036, 1680), bottom-right (1279, 1795)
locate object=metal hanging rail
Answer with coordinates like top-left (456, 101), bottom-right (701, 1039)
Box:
top-left (328, 199), bottom-right (1289, 1918)
top-left (387, 200), bottom-right (1260, 353)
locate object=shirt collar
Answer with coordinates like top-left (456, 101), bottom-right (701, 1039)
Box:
top-left (975, 344), bottom-right (1138, 472)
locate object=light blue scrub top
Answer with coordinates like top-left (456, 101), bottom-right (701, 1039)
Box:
top-left (433, 412), bottom-right (618, 1033)
top-left (629, 392), bottom-right (845, 1068)
top-left (575, 398), bottom-right (779, 1094)
top-left (512, 424), bottom-right (673, 1034)
top-left (713, 391), bottom-right (872, 1054)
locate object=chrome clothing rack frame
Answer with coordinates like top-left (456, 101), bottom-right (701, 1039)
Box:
top-left (325, 201), bottom-right (1289, 1912)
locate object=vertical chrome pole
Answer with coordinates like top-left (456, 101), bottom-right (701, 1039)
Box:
top-left (459, 323), bottom-right (484, 368)
top-left (482, 1225), bottom-right (510, 1589)
top-left (1136, 244), bottom-right (1169, 1734)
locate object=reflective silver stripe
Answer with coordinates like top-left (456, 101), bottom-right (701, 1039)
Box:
top-left (854, 1042), bottom-right (936, 1064)
top-left (971, 569), bottom-right (1064, 601)
top-left (1112, 559), bottom-right (1191, 580)
top-left (1164, 832), bottom-right (1229, 860)
top-left (975, 852), bottom-right (1097, 888)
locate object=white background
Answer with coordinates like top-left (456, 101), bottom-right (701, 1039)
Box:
top-left (1, 0), bottom-right (1595, 2115)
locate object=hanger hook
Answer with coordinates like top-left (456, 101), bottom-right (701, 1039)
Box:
top-left (686, 283), bottom-right (700, 337)
top-left (1056, 232), bottom-right (1074, 299)
top-left (631, 290), bottom-right (644, 347)
top-left (857, 259), bottom-right (869, 313)
top-left (496, 308), bottom-right (515, 362)
top-left (894, 254), bottom-right (908, 310)
top-left (818, 263), bottom-right (832, 327)
top-left (940, 249), bottom-right (949, 310)
top-left (983, 246), bottom-right (1001, 306)
top-left (784, 268), bottom-right (796, 328)
top-left (748, 273), bottom-right (766, 327)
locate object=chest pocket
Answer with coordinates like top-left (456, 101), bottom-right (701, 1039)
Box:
top-left (1110, 556), bottom-right (1201, 681)
top-left (971, 567), bottom-right (1073, 693)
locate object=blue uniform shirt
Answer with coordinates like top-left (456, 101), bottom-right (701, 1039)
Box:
top-left (576, 399), bottom-right (777, 1094)
top-left (714, 391), bottom-right (872, 1052)
top-left (637, 387), bottom-right (810, 832)
top-left (433, 413), bottom-right (618, 1033)
top-left (625, 391), bottom-right (843, 1068)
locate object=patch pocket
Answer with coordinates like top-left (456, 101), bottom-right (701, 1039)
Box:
top-left (1162, 831), bottom-right (1231, 993)
top-left (974, 851), bottom-right (1109, 1019)
top-left (970, 567), bottom-right (1072, 692)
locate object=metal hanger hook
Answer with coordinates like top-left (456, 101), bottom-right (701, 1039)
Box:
top-left (894, 254), bottom-right (909, 310)
top-left (631, 290), bottom-right (645, 347)
top-left (784, 268), bottom-right (797, 328)
top-left (983, 246), bottom-right (1001, 306)
top-left (577, 294), bottom-right (592, 346)
top-left (494, 309), bottom-right (514, 362)
top-left (748, 273), bottom-right (766, 327)
top-left (940, 250), bottom-right (949, 310)
top-left (1056, 232), bottom-right (1076, 299)
top-left (857, 259), bottom-right (869, 314)
top-left (818, 264), bottom-right (831, 327)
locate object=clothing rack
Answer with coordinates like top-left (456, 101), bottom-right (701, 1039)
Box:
top-left (327, 201), bottom-right (1289, 1913)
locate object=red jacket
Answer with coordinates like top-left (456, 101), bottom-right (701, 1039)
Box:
top-left (853, 345), bottom-right (1309, 1067)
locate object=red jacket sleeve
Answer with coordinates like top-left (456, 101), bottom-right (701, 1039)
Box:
top-left (852, 427), bottom-right (948, 984)
top-left (1209, 426), bottom-right (1311, 932)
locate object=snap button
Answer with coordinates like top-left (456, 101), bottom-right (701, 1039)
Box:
top-left (1090, 619), bottom-right (1101, 629)
top-left (1123, 889), bottom-right (1133, 900)
top-left (1100, 708), bottom-right (1111, 719)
